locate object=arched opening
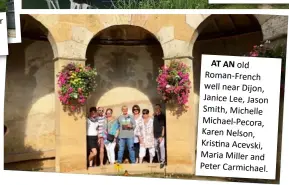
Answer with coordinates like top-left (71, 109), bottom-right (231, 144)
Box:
top-left (191, 15), bottom-right (263, 143)
top-left (193, 14), bottom-right (263, 97)
top-left (85, 25), bottom-right (165, 165)
top-left (4, 14), bottom-right (55, 171)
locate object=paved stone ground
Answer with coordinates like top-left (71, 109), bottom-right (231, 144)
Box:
top-left (36, 164), bottom-right (274, 183)
top-left (40, 167), bottom-right (229, 182)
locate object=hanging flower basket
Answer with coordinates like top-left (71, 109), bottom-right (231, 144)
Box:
top-left (156, 60), bottom-right (191, 110)
top-left (247, 40), bottom-right (286, 93)
top-left (57, 62), bottom-right (97, 112)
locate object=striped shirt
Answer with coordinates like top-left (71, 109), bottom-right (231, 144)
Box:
top-left (97, 116), bottom-right (107, 138)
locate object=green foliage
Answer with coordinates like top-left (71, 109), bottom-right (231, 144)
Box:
top-left (0, 0), bottom-right (7, 12)
top-left (248, 41), bottom-right (286, 64)
top-left (111, 0), bottom-right (260, 9)
top-left (110, 0), bottom-right (289, 9)
top-left (246, 41), bottom-right (286, 90)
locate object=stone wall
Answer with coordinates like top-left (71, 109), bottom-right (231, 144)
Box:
top-left (4, 40), bottom-right (55, 166)
top-left (4, 14), bottom-right (287, 173)
top-left (4, 40), bottom-right (164, 167)
top-left (86, 44), bottom-right (164, 116)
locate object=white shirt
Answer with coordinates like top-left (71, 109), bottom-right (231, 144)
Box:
top-left (87, 118), bottom-right (99, 136)
top-left (134, 115), bottom-right (143, 143)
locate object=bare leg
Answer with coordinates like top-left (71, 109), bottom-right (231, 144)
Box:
top-left (88, 148), bottom-right (97, 167)
top-left (99, 138), bottom-right (105, 166)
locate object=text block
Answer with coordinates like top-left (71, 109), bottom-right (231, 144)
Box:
top-left (195, 54), bottom-right (282, 179)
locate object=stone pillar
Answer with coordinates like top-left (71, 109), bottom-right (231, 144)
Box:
top-left (54, 57), bottom-right (87, 173)
top-left (164, 57), bottom-right (196, 174)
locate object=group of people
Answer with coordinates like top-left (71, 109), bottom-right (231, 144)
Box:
top-left (86, 104), bottom-right (167, 168)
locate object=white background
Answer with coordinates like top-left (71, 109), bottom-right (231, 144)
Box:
top-left (195, 55), bottom-right (282, 179)
top-left (0, 13), bottom-right (8, 55)
top-left (1, 9), bottom-right (289, 185)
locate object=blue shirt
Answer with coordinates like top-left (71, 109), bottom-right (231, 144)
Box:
top-left (104, 119), bottom-right (119, 144)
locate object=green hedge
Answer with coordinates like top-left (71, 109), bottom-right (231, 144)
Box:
top-left (0, 0), bottom-right (7, 12)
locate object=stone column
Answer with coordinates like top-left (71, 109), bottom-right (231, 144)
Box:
top-left (54, 57), bottom-right (87, 173)
top-left (164, 57), bottom-right (196, 174)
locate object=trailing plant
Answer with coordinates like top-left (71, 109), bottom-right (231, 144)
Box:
top-left (156, 60), bottom-right (191, 115)
top-left (57, 62), bottom-right (97, 113)
top-left (247, 40), bottom-right (286, 91)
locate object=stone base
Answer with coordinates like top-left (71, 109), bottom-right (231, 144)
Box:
top-left (4, 158), bottom-right (55, 171)
top-left (68, 164), bottom-right (229, 182)
top-left (84, 163), bottom-right (194, 175)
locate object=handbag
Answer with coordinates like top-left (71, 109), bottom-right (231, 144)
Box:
top-left (107, 133), bottom-right (115, 142)
top-left (106, 120), bottom-right (115, 142)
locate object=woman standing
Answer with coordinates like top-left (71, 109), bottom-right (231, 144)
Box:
top-left (132, 105), bottom-right (142, 163)
top-left (87, 107), bottom-right (99, 167)
top-left (104, 108), bottom-right (119, 165)
top-left (137, 109), bottom-right (155, 164)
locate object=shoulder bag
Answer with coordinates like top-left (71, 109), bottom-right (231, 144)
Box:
top-left (106, 119), bottom-right (115, 142)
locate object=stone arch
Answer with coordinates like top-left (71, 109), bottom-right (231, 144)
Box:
top-left (192, 14), bottom-right (263, 95)
top-left (25, 14), bottom-right (58, 58)
top-left (190, 14), bottom-right (263, 50)
top-left (86, 24), bottom-right (165, 113)
top-left (190, 14), bottom-right (266, 164)
top-left (82, 15), bottom-right (196, 61)
top-left (85, 24), bottom-right (165, 164)
top-left (190, 14), bottom-right (264, 157)
top-left (85, 21), bottom-right (165, 58)
top-left (4, 14), bottom-right (56, 170)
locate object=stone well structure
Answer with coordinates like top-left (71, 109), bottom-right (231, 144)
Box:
top-left (4, 14), bottom-right (287, 174)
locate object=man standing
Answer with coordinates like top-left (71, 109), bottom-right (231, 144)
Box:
top-left (117, 105), bottom-right (136, 164)
top-left (153, 104), bottom-right (166, 169)
top-left (96, 107), bottom-right (107, 166)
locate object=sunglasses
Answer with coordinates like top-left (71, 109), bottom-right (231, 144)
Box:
top-left (142, 112), bottom-right (149, 115)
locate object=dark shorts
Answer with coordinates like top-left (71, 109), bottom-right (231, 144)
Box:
top-left (87, 136), bottom-right (98, 152)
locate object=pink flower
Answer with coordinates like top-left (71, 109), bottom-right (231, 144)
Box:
top-left (156, 61), bottom-right (191, 107)
top-left (71, 106), bottom-right (76, 111)
top-left (250, 51), bottom-right (259, 57)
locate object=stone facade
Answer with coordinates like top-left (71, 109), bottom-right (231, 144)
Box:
top-left (4, 14), bottom-right (287, 174)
